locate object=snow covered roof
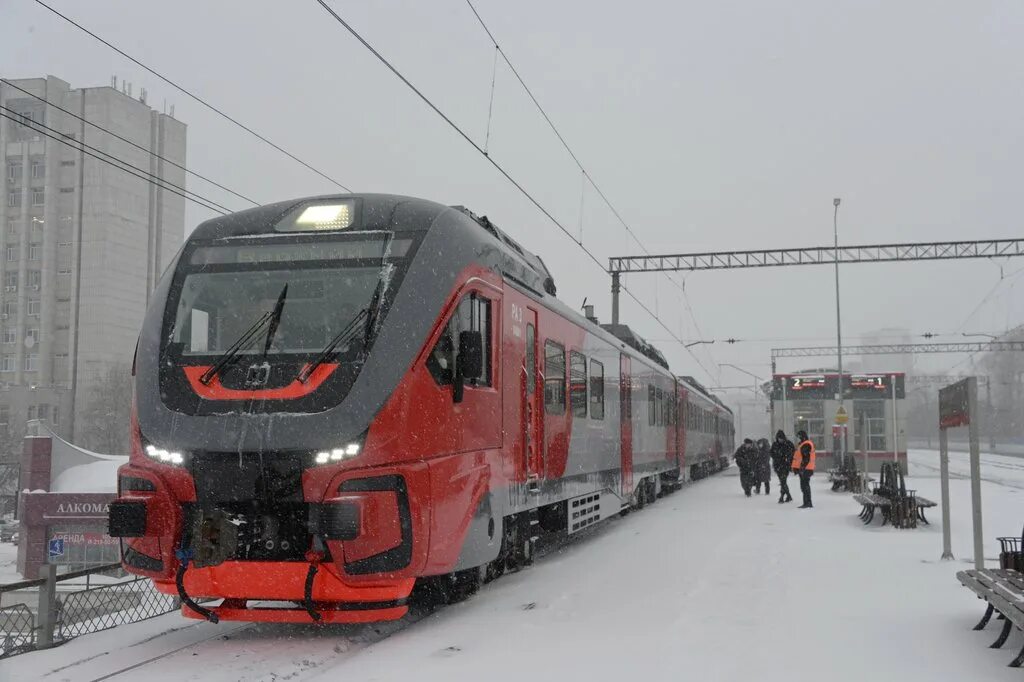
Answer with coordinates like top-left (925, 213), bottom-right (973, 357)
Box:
top-left (25, 420), bottom-right (126, 493)
top-left (51, 459), bottom-right (123, 493)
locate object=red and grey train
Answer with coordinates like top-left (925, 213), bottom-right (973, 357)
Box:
top-left (108, 194), bottom-right (734, 624)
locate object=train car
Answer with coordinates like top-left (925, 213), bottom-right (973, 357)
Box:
top-left (677, 376), bottom-right (734, 480)
top-left (107, 194), bottom-right (733, 624)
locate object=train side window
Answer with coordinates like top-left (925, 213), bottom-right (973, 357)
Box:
top-left (589, 359), bottom-right (604, 420)
top-left (543, 340), bottom-right (566, 414)
top-left (648, 384), bottom-right (655, 426)
top-left (655, 388), bottom-right (663, 426)
top-left (569, 350), bottom-right (587, 418)
top-left (525, 323), bottom-right (535, 395)
top-left (427, 292), bottom-right (492, 387)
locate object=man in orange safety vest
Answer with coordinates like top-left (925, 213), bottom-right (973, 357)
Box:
top-left (792, 430), bottom-right (816, 509)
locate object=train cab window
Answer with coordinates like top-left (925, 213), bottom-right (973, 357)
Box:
top-left (648, 385), bottom-right (656, 425)
top-left (427, 292), bottom-right (493, 387)
top-left (589, 359), bottom-right (604, 420)
top-left (526, 323), bottom-right (536, 395)
top-left (569, 351), bottom-right (587, 418)
top-left (543, 340), bottom-right (566, 414)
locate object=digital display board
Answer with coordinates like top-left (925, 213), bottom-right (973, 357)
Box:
top-left (771, 373), bottom-right (905, 400)
top-left (190, 238), bottom-right (412, 265)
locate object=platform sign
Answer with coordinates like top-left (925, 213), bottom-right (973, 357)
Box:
top-left (939, 378), bottom-right (970, 428)
top-left (48, 538), bottom-right (64, 559)
top-left (937, 376), bottom-right (982, 568)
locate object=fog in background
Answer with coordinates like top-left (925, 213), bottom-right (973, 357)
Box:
top-left (4, 0), bottom-right (1023, 406)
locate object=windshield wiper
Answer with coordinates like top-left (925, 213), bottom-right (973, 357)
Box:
top-left (199, 283), bottom-right (289, 386)
top-left (297, 308), bottom-right (369, 384)
top-left (261, 284), bottom-right (289, 356)
top-left (362, 234), bottom-right (394, 347)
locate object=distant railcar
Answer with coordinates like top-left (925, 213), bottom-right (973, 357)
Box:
top-left (108, 194), bottom-right (734, 623)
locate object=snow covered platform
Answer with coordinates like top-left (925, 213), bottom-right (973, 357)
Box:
top-left (2, 449), bottom-right (1021, 681)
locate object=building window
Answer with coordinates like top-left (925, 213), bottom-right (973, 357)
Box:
top-left (6, 164), bottom-right (22, 182)
top-left (28, 243), bottom-right (40, 261)
top-left (569, 351), bottom-right (587, 418)
top-left (7, 192), bottom-right (20, 208)
top-left (27, 405), bottom-right (36, 420)
top-left (1, 329), bottom-right (14, 345)
top-left (31, 162), bottom-right (45, 180)
top-left (54, 354), bottom-right (68, 377)
top-left (5, 245), bottom-right (16, 262)
top-left (26, 328), bottom-right (39, 345)
top-left (589, 359), bottom-right (605, 420)
top-left (59, 187), bottom-right (75, 194)
top-left (543, 340), bottom-right (566, 414)
top-left (792, 400), bottom-right (825, 451)
top-left (31, 189), bottom-right (44, 206)
top-left (2, 301), bottom-right (16, 316)
top-left (3, 271), bottom-right (16, 290)
top-left (24, 353), bottom-right (37, 371)
top-left (60, 160), bottom-right (75, 167)
top-left (37, 404), bottom-right (49, 421)
top-left (27, 270), bottom-right (41, 289)
top-left (0, 356), bottom-right (14, 372)
top-left (52, 405), bottom-right (60, 426)
top-left (28, 299), bottom-right (40, 316)
top-left (0, 405), bottom-right (8, 435)
top-left (854, 400), bottom-right (887, 451)
top-left (425, 292), bottom-right (492, 387)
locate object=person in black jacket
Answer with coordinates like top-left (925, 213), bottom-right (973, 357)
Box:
top-left (769, 430), bottom-right (795, 503)
top-left (754, 438), bottom-right (771, 495)
top-left (734, 439), bottom-right (758, 497)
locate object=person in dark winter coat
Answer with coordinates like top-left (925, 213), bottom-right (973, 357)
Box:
top-left (734, 438), bottom-right (758, 497)
top-left (753, 438), bottom-right (772, 495)
top-left (769, 430), bottom-right (795, 503)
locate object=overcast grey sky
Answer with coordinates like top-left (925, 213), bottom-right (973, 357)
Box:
top-left (4, 0), bottom-right (1023, 395)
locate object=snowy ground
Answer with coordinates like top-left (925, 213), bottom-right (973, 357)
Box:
top-left (0, 542), bottom-right (18, 585)
top-left (3, 449), bottom-right (1022, 681)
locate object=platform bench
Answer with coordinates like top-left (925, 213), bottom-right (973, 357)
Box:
top-left (957, 568), bottom-right (1024, 668)
top-left (853, 493), bottom-right (936, 526)
top-left (853, 493), bottom-right (891, 525)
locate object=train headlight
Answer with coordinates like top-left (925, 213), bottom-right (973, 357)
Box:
top-left (144, 444), bottom-right (184, 466)
top-left (314, 442), bottom-right (361, 465)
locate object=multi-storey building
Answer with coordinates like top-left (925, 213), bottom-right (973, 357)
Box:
top-left (0, 76), bottom-right (185, 447)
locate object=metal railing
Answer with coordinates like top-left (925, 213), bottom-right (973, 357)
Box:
top-left (0, 562), bottom-right (181, 659)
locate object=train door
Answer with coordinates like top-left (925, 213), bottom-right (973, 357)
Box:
top-left (619, 354), bottom-right (633, 499)
top-left (524, 308), bottom-right (542, 484)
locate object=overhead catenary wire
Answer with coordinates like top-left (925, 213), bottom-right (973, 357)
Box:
top-left (0, 111), bottom-right (227, 216)
top-left (33, 0), bottom-right (352, 194)
top-left (313, 0), bottom-right (717, 381)
top-left (0, 105), bottom-right (232, 214)
top-left (1, 78), bottom-right (260, 209)
top-left (463, 0), bottom-right (712, 348)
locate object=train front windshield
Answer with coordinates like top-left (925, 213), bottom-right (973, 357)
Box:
top-left (166, 235), bottom-right (414, 359)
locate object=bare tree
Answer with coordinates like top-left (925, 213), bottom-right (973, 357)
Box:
top-left (76, 364), bottom-right (133, 455)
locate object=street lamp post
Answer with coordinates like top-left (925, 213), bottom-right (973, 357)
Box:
top-left (833, 197), bottom-right (845, 468)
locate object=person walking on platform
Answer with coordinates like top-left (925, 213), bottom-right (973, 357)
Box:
top-left (770, 430), bottom-right (795, 503)
top-left (734, 438), bottom-right (758, 497)
top-left (754, 438), bottom-right (772, 495)
top-left (792, 430), bottom-right (816, 508)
